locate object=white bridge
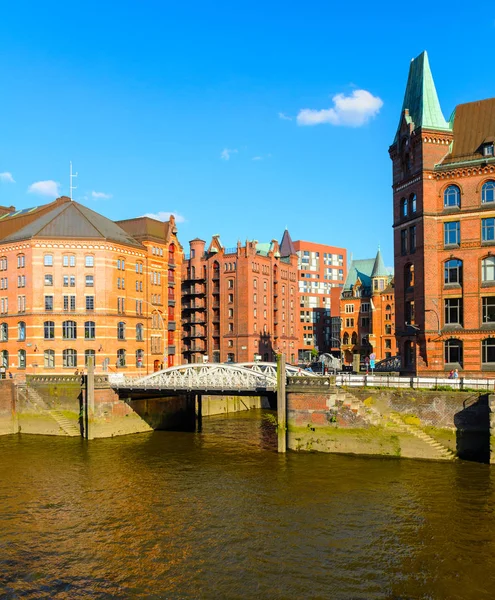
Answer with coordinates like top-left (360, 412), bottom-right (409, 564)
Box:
top-left (109, 362), bottom-right (316, 394)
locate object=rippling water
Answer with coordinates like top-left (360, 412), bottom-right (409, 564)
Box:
top-left (1, 409), bottom-right (495, 599)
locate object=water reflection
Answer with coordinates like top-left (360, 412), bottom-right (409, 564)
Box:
top-left (1, 410), bottom-right (495, 599)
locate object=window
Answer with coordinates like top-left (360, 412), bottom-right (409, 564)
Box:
top-left (85, 321), bottom-right (96, 339)
top-left (44, 350), bottom-right (55, 369)
top-left (445, 298), bottom-right (463, 326)
top-left (70, 276), bottom-right (76, 287)
top-left (85, 255), bottom-right (94, 267)
top-left (445, 259), bottom-right (462, 285)
top-left (482, 298), bottom-right (495, 325)
top-left (44, 274), bottom-right (53, 286)
top-left (483, 144), bottom-right (494, 158)
top-left (444, 221), bottom-right (460, 246)
top-left (409, 226), bottom-right (416, 253)
top-left (405, 301), bottom-right (415, 324)
top-left (401, 197), bottom-right (408, 217)
top-left (228, 294), bottom-right (233, 303)
top-left (345, 318), bottom-right (354, 327)
top-left (0, 323), bottom-right (7, 341)
top-left (351, 332), bottom-right (358, 345)
top-left (44, 254), bottom-right (53, 267)
top-left (345, 304), bottom-right (354, 313)
top-left (84, 349), bottom-right (96, 367)
top-left (228, 308), bottom-right (233, 318)
top-left (18, 321), bottom-right (26, 341)
top-left (63, 276), bottom-right (69, 287)
top-left (361, 317), bottom-right (370, 327)
top-left (482, 218), bottom-right (495, 242)
top-left (404, 264), bottom-right (414, 289)
top-left (444, 339), bottom-right (463, 365)
top-left (63, 349), bottom-right (77, 368)
top-left (86, 275), bottom-right (94, 287)
top-left (45, 296), bottom-right (53, 311)
top-left (228, 279), bottom-right (234, 289)
top-left (86, 296), bottom-right (94, 311)
top-left (63, 295), bottom-right (76, 311)
top-left (444, 185), bottom-right (460, 208)
top-left (482, 256), bottom-right (495, 283)
top-left (17, 254), bottom-right (25, 268)
top-left (385, 324), bottom-right (392, 335)
top-left (62, 320), bottom-right (77, 339)
top-left (343, 332), bottom-right (349, 345)
top-left (63, 255), bottom-right (76, 267)
top-left (136, 323), bottom-right (144, 341)
top-left (18, 349), bottom-right (26, 369)
top-left (411, 194), bottom-right (417, 213)
top-left (1, 350), bottom-right (8, 368)
top-left (117, 321), bottom-right (126, 340)
top-left (44, 321), bottom-right (55, 339)
top-left (482, 338), bottom-right (495, 364)
top-left (0, 257), bottom-right (6, 271)
top-left (401, 229), bottom-right (408, 254)
top-left (482, 181), bottom-right (495, 204)
top-left (17, 295), bottom-right (26, 313)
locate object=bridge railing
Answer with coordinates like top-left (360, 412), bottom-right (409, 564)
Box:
top-left (336, 373), bottom-right (495, 391)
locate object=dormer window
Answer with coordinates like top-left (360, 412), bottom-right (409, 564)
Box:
top-left (483, 143), bottom-right (494, 158)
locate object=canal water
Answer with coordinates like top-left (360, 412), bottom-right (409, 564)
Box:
top-left (1, 409), bottom-right (495, 599)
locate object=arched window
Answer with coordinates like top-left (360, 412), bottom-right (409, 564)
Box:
top-left (444, 259), bottom-right (462, 285)
top-left (1, 350), bottom-right (8, 368)
top-left (404, 340), bottom-right (415, 367)
top-left (444, 185), bottom-right (460, 208)
top-left (482, 181), bottom-right (495, 204)
top-left (136, 323), bottom-right (144, 341)
top-left (343, 332), bottom-right (349, 345)
top-left (0, 323), bottom-right (7, 342)
top-left (85, 349), bottom-right (96, 367)
top-left (44, 321), bottom-right (55, 339)
top-left (386, 304), bottom-right (392, 312)
top-left (401, 197), bottom-right (408, 217)
top-left (351, 332), bottom-right (358, 345)
top-left (482, 338), bottom-right (495, 364)
top-left (63, 349), bottom-right (77, 367)
top-left (44, 350), bottom-right (55, 369)
top-left (410, 193), bottom-right (417, 213)
top-left (482, 257), bottom-right (495, 283)
top-left (62, 320), bottom-right (77, 340)
top-left (85, 321), bottom-right (95, 339)
top-left (17, 321), bottom-right (26, 341)
top-left (17, 350), bottom-right (26, 368)
top-left (385, 324), bottom-right (392, 335)
top-left (117, 322), bottom-right (126, 340)
top-left (404, 264), bottom-right (414, 289)
top-left (136, 349), bottom-right (144, 367)
top-left (212, 261), bottom-right (220, 279)
top-left (168, 243), bottom-right (175, 265)
top-left (445, 339), bottom-right (463, 366)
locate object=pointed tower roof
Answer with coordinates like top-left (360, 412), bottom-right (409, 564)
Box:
top-left (371, 246), bottom-right (388, 278)
top-left (395, 51), bottom-right (450, 142)
top-left (279, 229), bottom-right (296, 256)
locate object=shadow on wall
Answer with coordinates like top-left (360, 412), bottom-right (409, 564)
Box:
top-left (454, 394), bottom-right (490, 463)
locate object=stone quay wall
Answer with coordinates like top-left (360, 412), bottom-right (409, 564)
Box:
top-left (286, 376), bottom-right (494, 463)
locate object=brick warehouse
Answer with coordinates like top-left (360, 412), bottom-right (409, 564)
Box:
top-left (340, 248), bottom-right (396, 366)
top-left (181, 232), bottom-right (299, 364)
top-left (391, 51), bottom-right (495, 376)
top-left (0, 196), bottom-right (182, 376)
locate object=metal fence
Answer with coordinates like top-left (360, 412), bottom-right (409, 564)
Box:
top-left (336, 373), bottom-right (495, 392)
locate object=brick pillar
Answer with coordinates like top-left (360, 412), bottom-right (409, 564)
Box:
top-left (489, 394), bottom-right (495, 464)
top-left (277, 353), bottom-right (287, 453)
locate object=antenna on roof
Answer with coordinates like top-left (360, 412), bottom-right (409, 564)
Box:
top-left (69, 161), bottom-right (78, 200)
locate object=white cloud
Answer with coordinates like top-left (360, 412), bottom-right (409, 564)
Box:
top-left (297, 89), bottom-right (383, 127)
top-left (220, 148), bottom-right (238, 160)
top-left (142, 211), bottom-right (186, 223)
top-left (278, 112), bottom-right (293, 121)
top-left (0, 172), bottom-right (15, 183)
top-left (252, 156), bottom-right (262, 161)
top-left (91, 191), bottom-right (112, 199)
top-left (27, 180), bottom-right (60, 197)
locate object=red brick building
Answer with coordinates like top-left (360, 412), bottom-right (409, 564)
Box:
top-left (340, 249), bottom-right (396, 365)
top-left (181, 233), bottom-right (299, 364)
top-left (291, 237), bottom-right (346, 360)
top-left (391, 51), bottom-right (495, 376)
top-left (0, 196), bottom-right (182, 375)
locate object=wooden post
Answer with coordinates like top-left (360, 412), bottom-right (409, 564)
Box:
top-left (277, 353), bottom-right (287, 453)
top-left (86, 356), bottom-right (95, 440)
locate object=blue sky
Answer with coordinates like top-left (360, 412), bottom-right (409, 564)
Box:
top-left (0, 2), bottom-right (492, 266)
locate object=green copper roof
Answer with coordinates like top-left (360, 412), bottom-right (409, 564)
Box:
top-left (395, 51), bottom-right (450, 141)
top-left (371, 247), bottom-right (388, 278)
top-left (343, 258), bottom-right (375, 291)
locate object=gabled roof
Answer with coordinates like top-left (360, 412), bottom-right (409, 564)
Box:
top-left (371, 247), bottom-right (388, 278)
top-left (1, 197), bottom-right (144, 248)
top-left (280, 229), bottom-right (296, 256)
top-left (116, 216), bottom-right (170, 244)
top-left (395, 51), bottom-right (450, 142)
top-left (343, 258), bottom-right (375, 291)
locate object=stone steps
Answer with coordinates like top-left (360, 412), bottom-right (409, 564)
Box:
top-left (49, 410), bottom-right (81, 437)
top-left (387, 413), bottom-right (456, 460)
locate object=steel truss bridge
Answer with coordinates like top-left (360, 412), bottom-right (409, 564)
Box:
top-left (110, 362), bottom-right (316, 394)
